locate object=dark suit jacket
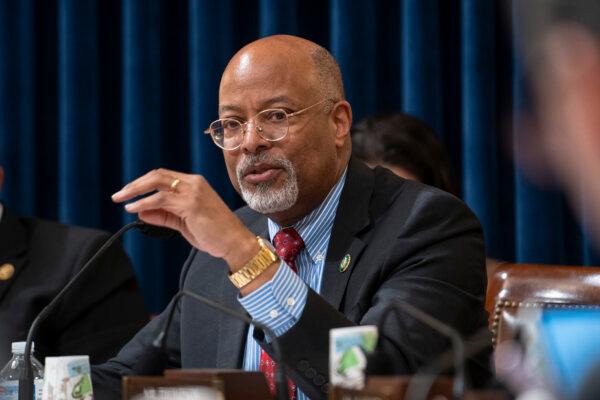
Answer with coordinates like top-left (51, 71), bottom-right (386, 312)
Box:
top-left (92, 159), bottom-right (490, 399)
top-left (0, 209), bottom-right (149, 366)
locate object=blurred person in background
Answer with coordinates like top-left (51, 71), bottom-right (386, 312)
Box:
top-left (351, 113), bottom-right (458, 196)
top-left (0, 165), bottom-right (149, 365)
top-left (352, 113), bottom-right (504, 273)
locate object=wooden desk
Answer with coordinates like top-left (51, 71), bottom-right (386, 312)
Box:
top-left (330, 376), bottom-right (508, 400)
top-left (122, 369), bottom-right (270, 400)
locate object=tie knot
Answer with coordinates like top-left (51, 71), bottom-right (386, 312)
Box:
top-left (273, 227), bottom-right (305, 267)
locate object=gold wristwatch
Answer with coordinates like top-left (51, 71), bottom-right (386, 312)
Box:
top-left (229, 236), bottom-right (279, 288)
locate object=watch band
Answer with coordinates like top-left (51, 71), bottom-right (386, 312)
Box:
top-left (229, 236), bottom-right (279, 288)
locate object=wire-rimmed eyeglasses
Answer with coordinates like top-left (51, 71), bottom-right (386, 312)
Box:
top-left (204, 99), bottom-right (330, 151)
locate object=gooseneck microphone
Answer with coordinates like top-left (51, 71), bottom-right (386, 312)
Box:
top-left (131, 289), bottom-right (290, 400)
top-left (367, 300), bottom-right (465, 400)
top-left (19, 220), bottom-right (176, 400)
top-left (137, 222), bottom-right (177, 238)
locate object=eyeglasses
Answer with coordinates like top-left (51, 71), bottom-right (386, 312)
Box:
top-left (204, 99), bottom-right (330, 150)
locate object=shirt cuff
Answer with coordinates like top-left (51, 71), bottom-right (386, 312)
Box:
top-left (238, 261), bottom-right (308, 337)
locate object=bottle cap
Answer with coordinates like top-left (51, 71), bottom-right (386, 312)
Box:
top-left (11, 341), bottom-right (35, 354)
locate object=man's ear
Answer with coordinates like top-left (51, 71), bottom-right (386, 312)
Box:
top-left (331, 101), bottom-right (352, 148)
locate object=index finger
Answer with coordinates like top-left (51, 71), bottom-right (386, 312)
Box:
top-left (111, 168), bottom-right (187, 203)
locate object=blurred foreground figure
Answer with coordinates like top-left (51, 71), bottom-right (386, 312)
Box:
top-left (0, 165), bottom-right (149, 366)
top-left (517, 0), bottom-right (600, 242)
top-left (514, 2), bottom-right (600, 399)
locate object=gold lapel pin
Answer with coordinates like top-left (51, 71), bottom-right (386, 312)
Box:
top-left (0, 263), bottom-right (15, 281)
top-left (339, 254), bottom-right (351, 273)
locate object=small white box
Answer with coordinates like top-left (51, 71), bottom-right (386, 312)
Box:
top-left (42, 355), bottom-right (93, 400)
top-left (329, 325), bottom-right (378, 389)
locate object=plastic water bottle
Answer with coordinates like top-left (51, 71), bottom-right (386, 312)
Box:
top-left (0, 342), bottom-right (44, 400)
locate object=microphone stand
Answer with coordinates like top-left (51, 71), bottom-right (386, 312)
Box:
top-left (142, 289), bottom-right (289, 400)
top-left (375, 300), bottom-right (465, 400)
top-left (20, 220), bottom-right (147, 400)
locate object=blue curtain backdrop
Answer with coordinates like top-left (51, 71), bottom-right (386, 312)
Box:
top-left (1, 0), bottom-right (598, 312)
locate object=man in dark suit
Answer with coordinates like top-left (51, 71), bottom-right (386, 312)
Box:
top-left (94, 35), bottom-right (490, 399)
top-left (0, 165), bottom-right (149, 366)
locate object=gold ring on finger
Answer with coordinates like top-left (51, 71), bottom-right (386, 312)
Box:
top-left (170, 178), bottom-right (181, 192)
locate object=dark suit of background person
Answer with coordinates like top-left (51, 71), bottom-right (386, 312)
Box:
top-left (92, 159), bottom-right (491, 399)
top-left (0, 204), bottom-right (149, 366)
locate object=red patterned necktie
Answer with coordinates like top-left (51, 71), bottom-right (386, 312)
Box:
top-left (272, 227), bottom-right (305, 273)
top-left (259, 227), bottom-right (305, 399)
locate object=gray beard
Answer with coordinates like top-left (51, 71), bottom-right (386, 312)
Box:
top-left (236, 154), bottom-right (299, 214)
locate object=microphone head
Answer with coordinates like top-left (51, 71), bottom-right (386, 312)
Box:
top-left (131, 344), bottom-right (168, 376)
top-left (365, 348), bottom-right (395, 376)
top-left (137, 222), bottom-right (177, 238)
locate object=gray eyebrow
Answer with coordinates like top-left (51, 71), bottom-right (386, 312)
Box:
top-left (258, 96), bottom-right (296, 108)
top-left (218, 104), bottom-right (242, 114)
top-left (218, 96), bottom-right (299, 115)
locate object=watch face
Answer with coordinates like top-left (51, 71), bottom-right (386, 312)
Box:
top-left (258, 237), bottom-right (278, 262)
top-left (259, 236), bottom-right (276, 252)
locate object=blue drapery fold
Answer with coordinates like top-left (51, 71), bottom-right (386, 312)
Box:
top-left (1, 0), bottom-right (598, 311)
top-left (461, 0), bottom-right (500, 256)
top-left (401, 0), bottom-right (443, 136)
top-left (0, 0), bottom-right (36, 213)
top-left (331, 0), bottom-right (378, 117)
top-left (58, 0), bottom-right (100, 226)
top-left (121, 0), bottom-right (167, 306)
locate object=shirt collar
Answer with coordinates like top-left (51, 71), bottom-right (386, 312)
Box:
top-left (268, 167), bottom-right (348, 262)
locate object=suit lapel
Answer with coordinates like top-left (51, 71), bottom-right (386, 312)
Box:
top-left (0, 210), bottom-right (28, 303)
top-left (215, 214), bottom-right (268, 368)
top-left (320, 159), bottom-right (373, 310)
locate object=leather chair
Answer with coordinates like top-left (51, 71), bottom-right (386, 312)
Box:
top-left (486, 263), bottom-right (600, 346)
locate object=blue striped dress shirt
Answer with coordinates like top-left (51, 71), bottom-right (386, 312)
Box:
top-left (238, 168), bottom-right (348, 400)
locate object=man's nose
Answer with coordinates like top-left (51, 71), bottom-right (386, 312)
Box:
top-left (239, 120), bottom-right (270, 154)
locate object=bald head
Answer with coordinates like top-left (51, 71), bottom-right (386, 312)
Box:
top-left (220, 35), bottom-right (344, 104)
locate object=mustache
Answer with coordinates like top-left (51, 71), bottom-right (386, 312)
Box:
top-left (236, 153), bottom-right (293, 179)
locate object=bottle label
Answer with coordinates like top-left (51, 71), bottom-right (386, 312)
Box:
top-left (0, 379), bottom-right (43, 400)
top-left (0, 380), bottom-right (18, 400)
top-left (34, 378), bottom-right (44, 400)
